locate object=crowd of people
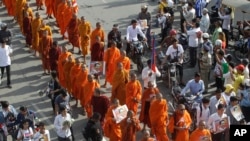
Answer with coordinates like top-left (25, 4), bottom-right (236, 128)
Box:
top-left (0, 0), bottom-right (250, 141)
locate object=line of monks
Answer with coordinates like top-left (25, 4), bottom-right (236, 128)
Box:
top-left (1, 1), bottom-right (213, 141)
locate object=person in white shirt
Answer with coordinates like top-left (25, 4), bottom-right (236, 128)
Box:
top-left (0, 38), bottom-right (12, 88)
top-left (54, 106), bottom-right (73, 141)
top-left (33, 122), bottom-right (51, 141)
top-left (141, 59), bottom-right (161, 89)
top-left (218, 7), bottom-right (232, 48)
top-left (163, 38), bottom-right (185, 85)
top-left (1, 101), bottom-right (18, 118)
top-left (209, 89), bottom-right (224, 115)
top-left (182, 2), bottom-right (195, 28)
top-left (126, 19), bottom-right (146, 55)
top-left (207, 104), bottom-right (228, 141)
top-left (222, 84), bottom-right (236, 106)
top-left (196, 97), bottom-right (210, 126)
top-left (200, 8), bottom-right (210, 33)
top-left (183, 18), bottom-right (201, 67)
top-left (242, 58), bottom-right (249, 79)
top-left (17, 119), bottom-right (34, 141)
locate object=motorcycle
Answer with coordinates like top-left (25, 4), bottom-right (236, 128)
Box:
top-left (128, 40), bottom-right (145, 73)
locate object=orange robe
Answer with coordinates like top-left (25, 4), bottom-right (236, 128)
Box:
top-left (67, 18), bottom-right (80, 47)
top-left (63, 60), bottom-right (75, 93)
top-left (189, 128), bottom-right (212, 141)
top-left (69, 64), bottom-right (82, 97)
top-left (125, 80), bottom-right (142, 114)
top-left (5, 0), bottom-right (15, 16)
top-left (74, 69), bottom-right (88, 100)
top-left (103, 105), bottom-right (122, 141)
top-left (20, 7), bottom-right (33, 34)
top-left (139, 87), bottom-right (159, 127)
top-left (45, 0), bottom-right (53, 16)
top-left (111, 69), bottom-right (129, 105)
top-left (140, 138), bottom-right (155, 141)
top-left (31, 18), bottom-right (42, 51)
top-left (115, 56), bottom-right (130, 72)
top-left (149, 99), bottom-right (169, 141)
top-left (53, 0), bottom-right (61, 18)
top-left (104, 47), bottom-right (120, 84)
top-left (36, 0), bottom-right (44, 6)
top-left (40, 35), bottom-right (53, 70)
top-left (56, 2), bottom-right (67, 34)
top-left (58, 52), bottom-right (72, 88)
top-left (15, 0), bottom-right (26, 31)
top-left (78, 21), bottom-right (91, 55)
top-left (120, 116), bottom-right (141, 141)
top-left (90, 28), bottom-right (105, 46)
top-left (81, 80), bottom-right (100, 118)
top-left (168, 110), bottom-right (192, 141)
top-left (61, 6), bottom-right (73, 36)
top-left (38, 26), bottom-right (52, 53)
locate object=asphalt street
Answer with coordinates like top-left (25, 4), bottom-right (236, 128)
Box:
top-left (0, 0), bottom-right (249, 140)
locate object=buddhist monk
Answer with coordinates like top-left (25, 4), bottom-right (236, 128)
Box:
top-left (39, 20), bottom-right (52, 38)
top-left (189, 120), bottom-right (212, 141)
top-left (91, 36), bottom-right (105, 61)
top-left (61, 1), bottom-right (74, 38)
top-left (53, 0), bottom-right (61, 19)
top-left (126, 73), bottom-right (142, 114)
top-left (139, 81), bottom-right (159, 130)
top-left (74, 63), bottom-right (88, 106)
top-left (71, 0), bottom-right (78, 13)
top-left (168, 104), bottom-right (192, 141)
top-left (69, 58), bottom-right (82, 97)
top-left (63, 55), bottom-right (75, 93)
top-left (36, 0), bottom-right (44, 10)
top-left (56, 0), bottom-right (67, 36)
top-left (81, 74), bottom-right (100, 118)
top-left (15, 0), bottom-right (26, 29)
top-left (58, 46), bottom-right (72, 88)
top-left (91, 88), bottom-right (110, 126)
top-left (149, 93), bottom-right (169, 141)
top-left (31, 12), bottom-right (42, 56)
top-left (49, 41), bottom-right (61, 72)
top-left (20, 3), bottom-right (33, 34)
top-left (140, 130), bottom-right (155, 141)
top-left (90, 22), bottom-right (105, 46)
top-left (23, 12), bottom-right (32, 50)
top-left (67, 13), bottom-right (81, 53)
top-left (103, 98), bottom-right (122, 141)
top-left (6, 0), bottom-right (16, 17)
top-left (102, 41), bottom-right (120, 87)
top-left (78, 16), bottom-right (91, 62)
top-left (45, 0), bottom-right (53, 19)
top-left (120, 110), bottom-right (141, 141)
top-left (111, 62), bottom-right (129, 105)
top-left (114, 50), bottom-right (130, 71)
top-left (40, 30), bottom-right (53, 75)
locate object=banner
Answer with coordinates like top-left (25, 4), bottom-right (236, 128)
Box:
top-left (112, 105), bottom-right (128, 123)
top-left (89, 61), bottom-right (105, 76)
top-left (230, 104), bottom-right (245, 121)
top-left (213, 117), bottom-right (230, 134)
top-left (139, 19), bottom-right (148, 30)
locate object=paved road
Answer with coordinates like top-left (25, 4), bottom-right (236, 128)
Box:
top-left (0, 0), bottom-right (238, 140)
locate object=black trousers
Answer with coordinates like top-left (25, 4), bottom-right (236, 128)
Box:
top-left (223, 29), bottom-right (229, 48)
top-left (212, 132), bottom-right (225, 141)
top-left (176, 64), bottom-right (183, 81)
top-left (215, 77), bottom-right (224, 91)
top-left (241, 106), bottom-right (250, 122)
top-left (189, 47), bottom-right (197, 67)
top-left (0, 65), bottom-right (11, 85)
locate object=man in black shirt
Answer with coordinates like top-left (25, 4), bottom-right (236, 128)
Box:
top-left (0, 23), bottom-right (12, 45)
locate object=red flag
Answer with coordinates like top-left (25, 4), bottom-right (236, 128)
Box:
top-left (151, 32), bottom-right (156, 72)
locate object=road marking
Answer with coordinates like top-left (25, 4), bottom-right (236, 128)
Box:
top-left (102, 0), bottom-right (107, 3)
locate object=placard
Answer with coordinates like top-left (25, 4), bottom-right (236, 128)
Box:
top-left (89, 61), bottom-right (105, 76)
top-left (112, 105), bottom-right (128, 123)
top-left (139, 19), bottom-right (148, 30)
top-left (230, 104), bottom-right (245, 121)
top-left (213, 117), bottom-right (230, 134)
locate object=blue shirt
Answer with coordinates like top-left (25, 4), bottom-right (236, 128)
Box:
top-left (181, 79), bottom-right (205, 102)
top-left (240, 88), bottom-right (250, 107)
top-left (10, 110), bottom-right (36, 129)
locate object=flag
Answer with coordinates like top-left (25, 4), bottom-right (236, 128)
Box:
top-left (151, 32), bottom-right (156, 72)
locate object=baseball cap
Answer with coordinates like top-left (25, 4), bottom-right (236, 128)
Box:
top-left (236, 64), bottom-right (245, 71)
top-left (202, 33), bottom-right (209, 39)
top-left (224, 84), bottom-right (234, 93)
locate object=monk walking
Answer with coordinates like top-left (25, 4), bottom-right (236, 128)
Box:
top-left (120, 110), bottom-right (141, 141)
top-left (126, 73), bottom-right (142, 114)
top-left (39, 20), bottom-right (52, 38)
top-left (81, 74), bottom-right (100, 117)
top-left (90, 22), bottom-right (105, 47)
top-left (15, 0), bottom-right (26, 29)
top-left (70, 58), bottom-right (82, 97)
top-left (91, 36), bottom-right (105, 61)
top-left (111, 62), bottom-right (129, 105)
top-left (45, 0), bottom-right (53, 19)
top-left (40, 30), bottom-right (53, 75)
top-left (63, 55), bottom-right (75, 93)
top-left (78, 16), bottom-right (91, 61)
top-left (49, 41), bottom-right (61, 72)
top-left (31, 12), bottom-right (42, 56)
top-left (103, 98), bottom-right (122, 141)
top-left (149, 93), bottom-right (169, 141)
top-left (67, 13), bottom-right (81, 53)
top-left (103, 41), bottom-right (120, 87)
top-left (23, 12), bottom-right (32, 50)
top-left (56, 0), bottom-right (67, 37)
top-left (58, 46), bottom-right (72, 88)
top-left (114, 50), bottom-right (130, 72)
top-left (168, 104), bottom-right (192, 141)
top-left (139, 81), bottom-right (159, 130)
top-left (62, 1), bottom-right (74, 38)
top-left (189, 120), bottom-right (212, 141)
top-left (36, 0), bottom-right (44, 10)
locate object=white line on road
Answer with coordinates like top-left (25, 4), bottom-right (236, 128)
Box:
top-left (102, 0), bottom-right (107, 3)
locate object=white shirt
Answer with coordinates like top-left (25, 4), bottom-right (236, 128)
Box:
top-left (54, 113), bottom-right (72, 138)
top-left (166, 44), bottom-right (184, 63)
top-left (158, 13), bottom-right (171, 29)
top-left (33, 130), bottom-right (51, 141)
top-left (183, 8), bottom-right (195, 24)
top-left (0, 44), bottom-right (12, 66)
top-left (2, 105), bottom-right (18, 118)
top-left (17, 127), bottom-right (34, 141)
top-left (207, 112), bottom-right (227, 130)
top-left (222, 92), bottom-right (236, 106)
top-left (196, 103), bottom-right (210, 126)
top-left (126, 25), bottom-right (146, 42)
top-left (218, 12), bottom-right (231, 30)
top-left (187, 27), bottom-right (201, 47)
top-left (141, 66), bottom-right (161, 88)
top-left (244, 66), bottom-right (249, 79)
top-left (200, 14), bottom-right (210, 33)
